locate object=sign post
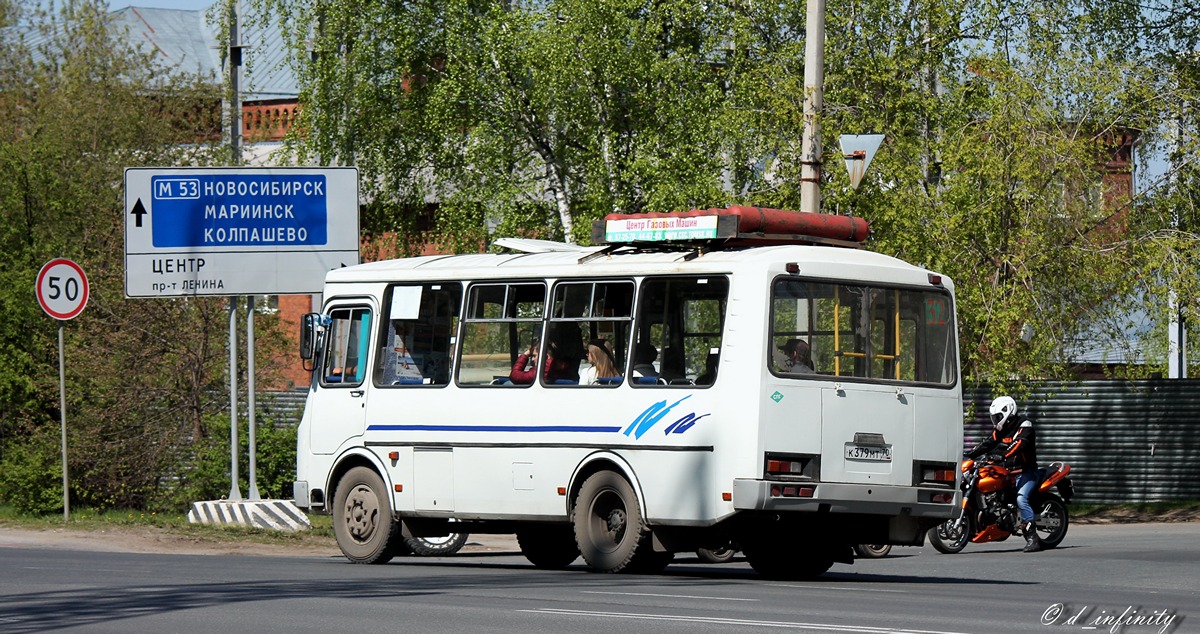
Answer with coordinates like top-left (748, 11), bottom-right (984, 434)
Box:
top-left (36, 258), bottom-right (89, 521)
top-left (125, 167), bottom-right (355, 531)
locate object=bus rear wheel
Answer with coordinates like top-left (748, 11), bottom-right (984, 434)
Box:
top-left (573, 470), bottom-right (656, 573)
top-left (517, 524), bottom-right (579, 569)
top-left (332, 466), bottom-right (398, 564)
top-left (742, 541), bottom-right (833, 579)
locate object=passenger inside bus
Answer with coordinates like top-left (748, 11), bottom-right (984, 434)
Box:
top-left (510, 324), bottom-right (583, 385)
top-left (659, 346), bottom-right (687, 383)
top-left (582, 339), bottom-right (621, 385)
top-left (509, 339), bottom-right (539, 384)
top-left (777, 338), bottom-right (816, 374)
top-left (632, 342), bottom-right (658, 379)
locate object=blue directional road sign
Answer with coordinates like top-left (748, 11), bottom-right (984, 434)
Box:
top-left (124, 168), bottom-right (359, 297)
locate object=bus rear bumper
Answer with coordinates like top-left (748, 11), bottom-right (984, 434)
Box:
top-left (731, 479), bottom-right (959, 519)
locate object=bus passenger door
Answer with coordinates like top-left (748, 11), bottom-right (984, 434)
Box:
top-left (310, 304), bottom-right (375, 455)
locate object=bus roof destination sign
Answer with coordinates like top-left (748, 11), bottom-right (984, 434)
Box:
top-left (604, 215), bottom-right (719, 242)
top-left (124, 167), bottom-right (359, 297)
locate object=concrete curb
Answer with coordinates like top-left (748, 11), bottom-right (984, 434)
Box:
top-left (187, 499), bottom-right (312, 532)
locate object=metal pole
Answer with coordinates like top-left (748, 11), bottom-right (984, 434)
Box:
top-left (228, 298), bottom-right (242, 500)
top-left (226, 0), bottom-right (245, 501)
top-left (59, 322), bottom-right (69, 521)
top-left (247, 296), bottom-right (260, 500)
top-left (229, 0), bottom-right (242, 166)
top-left (1168, 78), bottom-right (1187, 379)
top-left (799, 0), bottom-right (826, 214)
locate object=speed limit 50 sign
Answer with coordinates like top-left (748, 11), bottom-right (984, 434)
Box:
top-left (37, 258), bottom-right (89, 320)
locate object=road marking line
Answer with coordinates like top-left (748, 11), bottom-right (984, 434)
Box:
top-left (520, 607), bottom-right (972, 633)
top-left (582, 590), bottom-right (759, 601)
top-left (766, 584), bottom-right (909, 594)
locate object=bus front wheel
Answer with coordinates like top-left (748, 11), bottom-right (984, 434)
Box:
top-left (573, 470), bottom-right (652, 573)
top-left (332, 466), bottom-right (398, 564)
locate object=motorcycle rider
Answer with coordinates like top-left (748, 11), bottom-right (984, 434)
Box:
top-left (965, 395), bottom-right (1042, 552)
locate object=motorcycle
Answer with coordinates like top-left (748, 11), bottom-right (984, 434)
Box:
top-left (927, 455), bottom-right (1074, 553)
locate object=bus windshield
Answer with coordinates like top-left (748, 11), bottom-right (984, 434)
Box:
top-left (770, 278), bottom-right (956, 386)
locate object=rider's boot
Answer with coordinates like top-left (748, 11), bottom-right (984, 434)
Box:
top-left (1022, 521), bottom-right (1042, 553)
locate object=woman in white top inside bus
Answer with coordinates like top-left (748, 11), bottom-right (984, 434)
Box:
top-left (582, 339), bottom-right (620, 385)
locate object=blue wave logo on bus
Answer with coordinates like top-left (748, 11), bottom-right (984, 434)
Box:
top-left (623, 395), bottom-right (710, 440)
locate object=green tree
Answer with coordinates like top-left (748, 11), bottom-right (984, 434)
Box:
top-left (253, 0), bottom-right (748, 248)
top-left (0, 0), bottom-right (287, 512)
top-left (745, 0), bottom-right (1179, 381)
top-left (255, 0), bottom-right (1191, 381)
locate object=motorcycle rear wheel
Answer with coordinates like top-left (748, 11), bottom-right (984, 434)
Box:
top-left (927, 514), bottom-right (973, 554)
top-left (1033, 494), bottom-right (1069, 549)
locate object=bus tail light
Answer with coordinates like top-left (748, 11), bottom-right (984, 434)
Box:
top-left (767, 459), bottom-right (804, 475)
top-left (931, 492), bottom-right (953, 504)
top-left (917, 462), bottom-right (958, 486)
top-left (770, 484), bottom-right (816, 498)
top-left (764, 453), bottom-right (818, 480)
top-left (923, 469), bottom-right (956, 484)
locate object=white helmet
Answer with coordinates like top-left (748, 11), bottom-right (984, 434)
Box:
top-left (989, 395), bottom-right (1018, 429)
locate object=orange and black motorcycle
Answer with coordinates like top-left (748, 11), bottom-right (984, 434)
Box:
top-left (927, 455), bottom-right (1075, 553)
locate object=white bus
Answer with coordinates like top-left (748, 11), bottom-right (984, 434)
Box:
top-left (295, 207), bottom-right (963, 579)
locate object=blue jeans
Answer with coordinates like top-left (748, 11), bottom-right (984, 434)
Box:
top-left (1015, 469), bottom-right (1038, 523)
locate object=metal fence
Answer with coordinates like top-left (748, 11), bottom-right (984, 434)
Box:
top-left (965, 381), bottom-right (1200, 504)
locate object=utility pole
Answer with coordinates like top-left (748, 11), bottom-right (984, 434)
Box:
top-left (800, 0), bottom-right (826, 214)
top-left (1168, 94), bottom-right (1187, 379)
top-left (227, 0), bottom-right (244, 500)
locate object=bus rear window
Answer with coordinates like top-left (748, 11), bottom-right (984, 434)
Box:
top-left (770, 279), bottom-right (956, 386)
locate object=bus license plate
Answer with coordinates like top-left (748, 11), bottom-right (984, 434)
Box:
top-left (845, 444), bottom-right (892, 462)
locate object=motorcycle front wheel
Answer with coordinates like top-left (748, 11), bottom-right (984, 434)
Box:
top-left (927, 514), bottom-right (972, 554)
top-left (1034, 494), bottom-right (1069, 549)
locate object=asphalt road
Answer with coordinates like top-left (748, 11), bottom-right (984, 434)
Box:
top-left (0, 522), bottom-right (1195, 634)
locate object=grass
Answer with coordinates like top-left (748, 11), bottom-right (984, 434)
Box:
top-left (1072, 500), bottom-right (1200, 523)
top-left (0, 505), bottom-right (335, 544)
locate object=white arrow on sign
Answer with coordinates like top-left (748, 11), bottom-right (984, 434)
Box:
top-left (839, 134), bottom-right (885, 190)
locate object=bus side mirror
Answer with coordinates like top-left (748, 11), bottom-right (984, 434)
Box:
top-left (300, 313), bottom-right (320, 361)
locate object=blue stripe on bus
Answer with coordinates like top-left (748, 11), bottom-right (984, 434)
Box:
top-left (367, 424), bottom-right (623, 433)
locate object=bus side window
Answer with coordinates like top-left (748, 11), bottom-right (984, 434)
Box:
top-left (551, 280), bottom-right (634, 387)
top-left (376, 283), bottom-right (462, 387)
top-left (632, 276), bottom-right (728, 388)
top-left (321, 307), bottom-right (371, 387)
top-left (457, 283), bottom-right (545, 386)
